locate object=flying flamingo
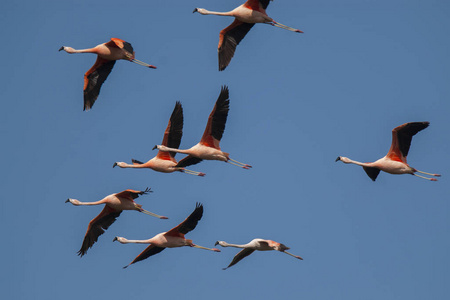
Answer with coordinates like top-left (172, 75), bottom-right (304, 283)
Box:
top-left (336, 122), bottom-right (441, 181)
top-left (59, 38), bottom-right (156, 110)
top-left (193, 0), bottom-right (303, 70)
top-left (114, 203), bottom-right (220, 268)
top-left (66, 188), bottom-right (167, 257)
top-left (215, 238), bottom-right (303, 270)
top-left (153, 86), bottom-right (251, 169)
top-left (113, 102), bottom-right (205, 176)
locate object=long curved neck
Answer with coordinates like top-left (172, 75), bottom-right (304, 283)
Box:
top-left (70, 198), bottom-right (108, 206)
top-left (341, 157), bottom-right (374, 168)
top-left (220, 241), bottom-right (248, 248)
top-left (196, 8), bottom-right (234, 17)
top-left (157, 145), bottom-right (192, 155)
top-left (120, 238), bottom-right (153, 244)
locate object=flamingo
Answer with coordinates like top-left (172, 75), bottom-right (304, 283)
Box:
top-left (66, 188), bottom-right (167, 257)
top-left (113, 102), bottom-right (205, 176)
top-left (336, 122), bottom-right (441, 181)
top-left (114, 203), bottom-right (220, 268)
top-left (59, 38), bottom-right (156, 110)
top-left (153, 86), bottom-right (251, 169)
top-left (193, 0), bottom-right (303, 71)
top-left (215, 239), bottom-right (303, 270)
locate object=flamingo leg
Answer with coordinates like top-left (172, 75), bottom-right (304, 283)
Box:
top-left (140, 209), bottom-right (169, 219)
top-left (192, 244), bottom-right (221, 252)
top-left (412, 173), bottom-right (438, 181)
top-left (229, 158), bottom-right (252, 168)
top-left (268, 21), bottom-right (303, 33)
top-left (181, 168), bottom-right (206, 177)
top-left (227, 161), bottom-right (250, 169)
top-left (415, 170), bottom-right (441, 177)
top-left (131, 58), bottom-right (157, 69)
top-left (283, 251), bottom-right (303, 260)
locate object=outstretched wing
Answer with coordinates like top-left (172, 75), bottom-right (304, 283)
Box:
top-left (83, 57), bottom-right (116, 110)
top-left (363, 166), bottom-right (381, 181)
top-left (387, 122), bottom-right (430, 162)
top-left (166, 203), bottom-right (203, 237)
top-left (78, 206), bottom-right (121, 256)
top-left (176, 155), bottom-right (203, 168)
top-left (224, 248), bottom-right (256, 269)
top-left (244, 0), bottom-right (271, 10)
top-left (200, 86), bottom-right (230, 149)
top-left (124, 244), bottom-right (165, 268)
top-left (158, 102), bottom-right (183, 160)
top-left (218, 20), bottom-right (254, 71)
top-left (115, 188), bottom-right (152, 200)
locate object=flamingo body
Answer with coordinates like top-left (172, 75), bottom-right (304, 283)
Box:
top-left (59, 38), bottom-right (156, 110)
top-left (336, 122), bottom-right (441, 181)
top-left (114, 203), bottom-right (220, 268)
top-left (216, 238), bottom-right (303, 270)
top-left (66, 188), bottom-right (167, 257)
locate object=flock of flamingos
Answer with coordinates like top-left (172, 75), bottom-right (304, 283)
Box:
top-left (60, 0), bottom-right (440, 270)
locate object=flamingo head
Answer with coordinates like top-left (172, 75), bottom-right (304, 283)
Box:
top-left (66, 198), bottom-right (80, 205)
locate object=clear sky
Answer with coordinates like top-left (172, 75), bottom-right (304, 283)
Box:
top-left (1, 0), bottom-right (449, 299)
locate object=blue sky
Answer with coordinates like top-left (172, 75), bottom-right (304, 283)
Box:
top-left (1, 0), bottom-right (449, 299)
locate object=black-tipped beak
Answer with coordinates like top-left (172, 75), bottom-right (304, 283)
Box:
top-left (193, 8), bottom-right (198, 13)
top-left (152, 145), bottom-right (157, 150)
top-left (214, 241), bottom-right (219, 246)
top-left (58, 46), bottom-right (64, 51)
top-left (113, 237), bottom-right (118, 242)
top-left (113, 162), bottom-right (117, 168)
top-left (335, 156), bottom-right (341, 162)
top-left (65, 198), bottom-right (70, 203)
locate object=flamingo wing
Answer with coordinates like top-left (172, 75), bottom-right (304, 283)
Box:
top-left (166, 203), bottom-right (203, 236)
top-left (158, 102), bottom-right (183, 160)
top-left (176, 155), bottom-right (203, 168)
top-left (125, 244), bottom-right (165, 268)
top-left (200, 86), bottom-right (230, 148)
top-left (363, 166), bottom-right (381, 181)
top-left (78, 206), bottom-right (122, 256)
top-left (218, 20), bottom-right (254, 71)
top-left (115, 188), bottom-right (152, 200)
top-left (244, 0), bottom-right (271, 10)
top-left (224, 248), bottom-right (255, 269)
top-left (387, 122), bottom-right (430, 162)
top-left (107, 38), bottom-right (135, 58)
top-left (83, 57), bottom-right (116, 110)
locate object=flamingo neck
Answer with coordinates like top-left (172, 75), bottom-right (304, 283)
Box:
top-left (196, 9), bottom-right (234, 17)
top-left (220, 241), bottom-right (247, 248)
top-left (158, 145), bottom-right (192, 155)
top-left (341, 157), bottom-right (374, 168)
top-left (120, 238), bottom-right (153, 244)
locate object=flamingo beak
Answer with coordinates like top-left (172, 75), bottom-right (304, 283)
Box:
top-left (335, 156), bottom-right (341, 162)
top-left (214, 241), bottom-right (219, 246)
top-left (65, 198), bottom-right (70, 203)
top-left (113, 162), bottom-right (118, 168)
top-left (193, 8), bottom-right (198, 13)
top-left (113, 237), bottom-right (118, 242)
top-left (58, 46), bottom-right (64, 51)
top-left (152, 145), bottom-right (157, 150)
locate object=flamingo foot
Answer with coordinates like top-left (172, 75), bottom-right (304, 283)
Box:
top-left (213, 248), bottom-right (221, 252)
top-left (431, 178), bottom-right (438, 181)
top-left (160, 216), bottom-right (169, 219)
